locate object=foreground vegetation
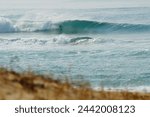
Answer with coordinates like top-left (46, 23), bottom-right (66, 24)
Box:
top-left (0, 68), bottom-right (150, 100)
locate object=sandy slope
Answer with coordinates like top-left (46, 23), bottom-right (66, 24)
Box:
top-left (0, 68), bottom-right (150, 100)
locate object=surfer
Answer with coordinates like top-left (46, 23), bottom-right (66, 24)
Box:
top-left (59, 25), bottom-right (63, 34)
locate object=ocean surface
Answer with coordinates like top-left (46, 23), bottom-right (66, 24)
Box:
top-left (0, 7), bottom-right (150, 91)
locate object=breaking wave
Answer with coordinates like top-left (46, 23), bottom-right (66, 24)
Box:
top-left (0, 36), bottom-right (95, 48)
top-left (1, 17), bottom-right (150, 34)
top-left (0, 17), bottom-right (17, 33)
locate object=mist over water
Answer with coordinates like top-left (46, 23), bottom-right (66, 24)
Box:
top-left (1, 8), bottom-right (150, 91)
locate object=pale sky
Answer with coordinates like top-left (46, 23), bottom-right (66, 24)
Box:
top-left (0, 0), bottom-right (150, 9)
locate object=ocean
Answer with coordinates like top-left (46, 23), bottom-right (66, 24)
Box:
top-left (0, 7), bottom-right (150, 91)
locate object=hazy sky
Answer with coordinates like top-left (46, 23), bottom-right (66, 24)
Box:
top-left (0, 0), bottom-right (150, 9)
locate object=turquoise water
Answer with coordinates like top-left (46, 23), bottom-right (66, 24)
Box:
top-left (0, 8), bottom-right (150, 91)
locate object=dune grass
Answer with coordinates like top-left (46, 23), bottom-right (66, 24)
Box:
top-left (0, 68), bottom-right (150, 100)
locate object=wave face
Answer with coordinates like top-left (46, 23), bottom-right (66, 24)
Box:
top-left (55, 20), bottom-right (150, 34)
top-left (1, 17), bottom-right (150, 34)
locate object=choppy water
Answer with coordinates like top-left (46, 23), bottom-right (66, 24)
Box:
top-left (1, 8), bottom-right (150, 91)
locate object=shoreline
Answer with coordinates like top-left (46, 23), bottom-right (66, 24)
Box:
top-left (0, 68), bottom-right (150, 100)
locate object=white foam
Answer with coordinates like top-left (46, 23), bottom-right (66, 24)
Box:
top-left (94, 86), bottom-right (150, 93)
top-left (0, 17), bottom-right (17, 33)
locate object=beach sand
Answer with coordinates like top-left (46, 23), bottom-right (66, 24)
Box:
top-left (0, 68), bottom-right (150, 100)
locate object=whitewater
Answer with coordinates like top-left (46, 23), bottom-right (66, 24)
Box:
top-left (0, 8), bottom-right (150, 91)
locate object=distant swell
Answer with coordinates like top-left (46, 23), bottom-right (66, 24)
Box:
top-left (1, 18), bottom-right (150, 34)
